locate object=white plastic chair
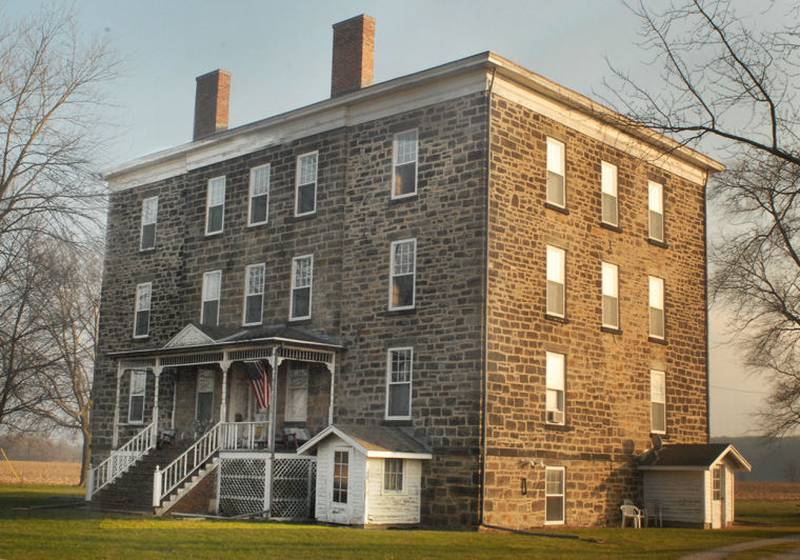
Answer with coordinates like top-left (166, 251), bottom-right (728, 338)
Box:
top-left (620, 504), bottom-right (644, 528)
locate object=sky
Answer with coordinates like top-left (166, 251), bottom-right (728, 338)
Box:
top-left (6, 0), bottom-right (785, 437)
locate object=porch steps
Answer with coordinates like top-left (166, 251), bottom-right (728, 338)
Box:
top-left (91, 443), bottom-right (187, 512)
top-left (155, 457), bottom-right (219, 516)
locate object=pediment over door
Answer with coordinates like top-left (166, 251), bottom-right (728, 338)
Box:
top-left (164, 324), bottom-right (216, 349)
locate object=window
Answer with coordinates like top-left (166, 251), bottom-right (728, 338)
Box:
top-left (389, 239), bottom-right (416, 310)
top-left (602, 262), bottom-right (619, 329)
top-left (248, 164), bottom-right (270, 226)
top-left (712, 467), bottom-right (723, 500)
top-left (205, 176), bottom-right (226, 235)
top-left (386, 347), bottom-right (413, 420)
top-left (546, 245), bottom-right (565, 317)
top-left (242, 264), bottom-right (265, 326)
top-left (128, 370), bottom-right (147, 424)
top-left (290, 255), bottom-right (313, 320)
top-left (333, 450), bottom-right (349, 504)
top-left (545, 352), bottom-right (565, 425)
top-left (140, 196), bottom-right (158, 251)
top-left (648, 181), bottom-right (664, 242)
top-left (545, 467), bottom-right (565, 525)
top-left (295, 152), bottom-right (318, 216)
top-left (201, 271), bottom-right (222, 326)
top-left (650, 370), bottom-right (666, 434)
top-left (133, 282), bottom-right (151, 338)
top-left (601, 161), bottom-right (618, 226)
top-left (195, 369), bottom-right (215, 425)
top-left (285, 364), bottom-right (308, 422)
top-left (649, 276), bottom-right (665, 339)
top-left (384, 458), bottom-right (404, 492)
top-left (546, 137), bottom-right (566, 207)
top-left (392, 129), bottom-right (418, 199)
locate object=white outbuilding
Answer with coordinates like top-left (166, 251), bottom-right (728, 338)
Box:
top-left (638, 443), bottom-right (752, 529)
top-left (298, 425), bottom-right (432, 526)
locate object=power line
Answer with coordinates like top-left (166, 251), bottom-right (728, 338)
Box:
top-left (710, 384), bottom-right (767, 395)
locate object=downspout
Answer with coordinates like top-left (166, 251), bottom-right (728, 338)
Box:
top-left (479, 66), bottom-right (496, 527)
top-left (267, 345), bottom-right (280, 516)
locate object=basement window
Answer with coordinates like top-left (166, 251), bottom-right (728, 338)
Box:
top-left (392, 129), bottom-right (418, 199)
top-left (545, 466), bottom-right (565, 525)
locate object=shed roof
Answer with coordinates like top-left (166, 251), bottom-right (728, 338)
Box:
top-left (297, 425), bottom-right (432, 459)
top-left (638, 443), bottom-right (751, 472)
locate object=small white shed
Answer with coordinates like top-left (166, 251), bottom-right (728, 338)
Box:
top-left (298, 425), bottom-right (432, 526)
top-left (639, 443), bottom-right (751, 529)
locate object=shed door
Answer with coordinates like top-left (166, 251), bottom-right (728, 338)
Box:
top-left (711, 466), bottom-right (725, 529)
top-left (329, 448), bottom-right (352, 524)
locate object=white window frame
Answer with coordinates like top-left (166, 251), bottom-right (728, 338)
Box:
top-left (388, 238), bottom-right (417, 311)
top-left (289, 254), bottom-right (313, 321)
top-left (601, 261), bottom-right (619, 329)
top-left (133, 282), bottom-right (152, 339)
top-left (544, 466), bottom-right (566, 526)
top-left (383, 458), bottom-right (405, 494)
top-left (546, 137), bottom-right (566, 208)
top-left (204, 176), bottom-right (226, 236)
top-left (545, 352), bottom-right (566, 426)
top-left (649, 275), bottom-right (665, 340)
top-left (391, 129), bottom-right (418, 200)
top-left (385, 347), bottom-right (413, 421)
top-left (648, 180), bottom-right (665, 242)
top-left (332, 447), bottom-right (349, 504)
top-left (139, 196), bottom-right (158, 251)
top-left (600, 161), bottom-right (618, 227)
top-left (127, 369), bottom-right (147, 424)
top-left (546, 245), bottom-right (566, 318)
top-left (294, 151), bottom-right (318, 217)
top-left (201, 270), bottom-right (222, 326)
top-left (242, 263), bottom-right (265, 326)
top-left (650, 370), bottom-right (666, 435)
top-left (247, 164), bottom-right (271, 227)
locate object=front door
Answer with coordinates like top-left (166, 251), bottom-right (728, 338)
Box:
top-left (195, 369), bottom-right (215, 432)
top-left (329, 447), bottom-right (351, 524)
top-left (711, 466), bottom-right (725, 528)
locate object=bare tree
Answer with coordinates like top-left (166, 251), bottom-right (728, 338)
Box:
top-left (604, 0), bottom-right (800, 435)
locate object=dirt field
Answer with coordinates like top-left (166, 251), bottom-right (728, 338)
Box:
top-left (0, 460), bottom-right (80, 485)
top-left (736, 481), bottom-right (800, 501)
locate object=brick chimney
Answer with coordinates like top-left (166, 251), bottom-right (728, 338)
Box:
top-left (330, 14), bottom-right (375, 98)
top-left (193, 69), bottom-right (231, 141)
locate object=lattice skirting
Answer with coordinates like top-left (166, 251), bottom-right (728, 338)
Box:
top-left (217, 456), bottom-right (316, 519)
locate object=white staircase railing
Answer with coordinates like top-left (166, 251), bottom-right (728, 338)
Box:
top-left (153, 421), bottom-right (270, 508)
top-left (87, 421), bottom-right (156, 498)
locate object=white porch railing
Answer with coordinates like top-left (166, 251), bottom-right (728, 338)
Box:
top-left (88, 421), bottom-right (156, 497)
top-left (153, 421), bottom-right (269, 507)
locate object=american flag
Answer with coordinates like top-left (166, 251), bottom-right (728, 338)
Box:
top-left (247, 360), bottom-right (271, 409)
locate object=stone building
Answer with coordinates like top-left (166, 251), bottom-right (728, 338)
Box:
top-left (87, 14), bottom-right (748, 528)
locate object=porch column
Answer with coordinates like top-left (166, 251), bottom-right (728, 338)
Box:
top-left (152, 360), bottom-right (162, 437)
top-left (112, 363), bottom-right (124, 449)
top-left (219, 358), bottom-right (231, 423)
top-left (327, 354), bottom-right (336, 426)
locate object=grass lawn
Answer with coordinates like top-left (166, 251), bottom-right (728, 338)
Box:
top-left (1, 485), bottom-right (798, 560)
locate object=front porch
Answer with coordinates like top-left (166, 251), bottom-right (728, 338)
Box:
top-left (88, 323), bottom-right (342, 518)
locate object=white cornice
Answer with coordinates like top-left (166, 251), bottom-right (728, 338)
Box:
top-left (106, 51), bottom-right (723, 192)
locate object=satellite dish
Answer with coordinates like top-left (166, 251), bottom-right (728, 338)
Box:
top-left (651, 434), bottom-right (664, 450)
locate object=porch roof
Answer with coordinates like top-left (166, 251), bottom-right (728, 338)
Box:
top-left (108, 322), bottom-right (344, 359)
top-left (638, 443), bottom-right (752, 472)
top-left (297, 424), bottom-right (433, 460)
